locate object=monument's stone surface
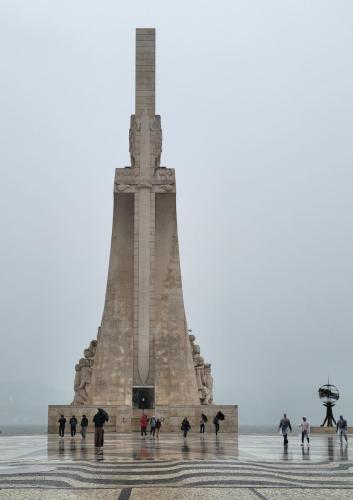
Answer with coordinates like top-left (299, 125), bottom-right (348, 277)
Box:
top-left (48, 28), bottom-right (237, 433)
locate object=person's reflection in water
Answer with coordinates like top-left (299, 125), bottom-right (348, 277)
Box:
top-left (153, 437), bottom-right (161, 460)
top-left (200, 435), bottom-right (208, 458)
top-left (281, 446), bottom-right (292, 461)
top-left (80, 440), bottom-right (88, 460)
top-left (327, 436), bottom-right (335, 461)
top-left (95, 449), bottom-right (104, 462)
top-left (181, 441), bottom-right (190, 459)
top-left (339, 443), bottom-right (348, 460)
top-left (58, 438), bottom-right (65, 456)
top-left (70, 438), bottom-right (76, 453)
top-left (149, 436), bottom-right (158, 459)
top-left (301, 445), bottom-right (310, 460)
top-left (134, 442), bottom-right (151, 460)
top-left (214, 436), bottom-right (225, 458)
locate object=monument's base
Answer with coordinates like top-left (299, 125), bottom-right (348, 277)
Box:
top-left (310, 426), bottom-right (353, 434)
top-left (48, 404), bottom-right (238, 434)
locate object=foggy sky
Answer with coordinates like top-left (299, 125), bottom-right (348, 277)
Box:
top-left (1, 0), bottom-right (353, 426)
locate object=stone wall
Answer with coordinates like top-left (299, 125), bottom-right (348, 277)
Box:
top-left (48, 405), bottom-right (238, 434)
top-left (154, 193), bottom-right (200, 406)
top-left (88, 193), bottom-right (134, 406)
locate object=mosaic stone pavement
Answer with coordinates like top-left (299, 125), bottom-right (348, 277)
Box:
top-left (0, 433), bottom-right (352, 498)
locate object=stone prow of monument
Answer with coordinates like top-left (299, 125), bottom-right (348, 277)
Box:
top-left (48, 28), bottom-right (238, 433)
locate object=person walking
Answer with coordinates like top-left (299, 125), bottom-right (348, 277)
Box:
top-left (58, 415), bottom-right (66, 438)
top-left (337, 415), bottom-right (348, 445)
top-left (181, 417), bottom-right (191, 438)
top-left (140, 414), bottom-right (148, 438)
top-left (156, 418), bottom-right (162, 438)
top-left (80, 414), bottom-right (88, 439)
top-left (300, 416), bottom-right (310, 446)
top-left (69, 416), bottom-right (78, 437)
top-left (213, 414), bottom-right (220, 436)
top-left (93, 408), bottom-right (109, 450)
top-left (200, 414), bottom-right (206, 434)
top-left (279, 413), bottom-right (292, 446)
top-left (150, 415), bottom-right (157, 438)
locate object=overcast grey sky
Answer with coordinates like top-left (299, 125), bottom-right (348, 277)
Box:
top-left (1, 0), bottom-right (352, 425)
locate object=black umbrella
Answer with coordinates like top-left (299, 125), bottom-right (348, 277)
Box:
top-left (217, 411), bottom-right (225, 421)
top-left (98, 408), bottom-right (109, 421)
top-left (202, 413), bottom-right (208, 423)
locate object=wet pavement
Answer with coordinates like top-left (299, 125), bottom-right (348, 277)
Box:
top-left (0, 433), bottom-right (352, 498)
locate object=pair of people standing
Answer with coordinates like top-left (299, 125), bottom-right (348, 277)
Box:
top-left (279, 414), bottom-right (310, 446)
top-left (149, 415), bottom-right (162, 438)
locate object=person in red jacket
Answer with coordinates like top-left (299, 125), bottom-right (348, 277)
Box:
top-left (140, 414), bottom-right (148, 438)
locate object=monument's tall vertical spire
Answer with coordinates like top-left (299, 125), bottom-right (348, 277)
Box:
top-left (134, 29), bottom-right (156, 385)
top-left (135, 28), bottom-right (155, 117)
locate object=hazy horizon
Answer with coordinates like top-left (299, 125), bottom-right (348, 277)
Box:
top-left (1, 1), bottom-right (353, 426)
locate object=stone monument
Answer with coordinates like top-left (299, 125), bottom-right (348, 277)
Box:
top-left (48, 29), bottom-right (237, 433)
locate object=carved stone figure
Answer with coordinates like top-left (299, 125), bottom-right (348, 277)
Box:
top-left (202, 363), bottom-right (213, 404)
top-left (72, 339), bottom-right (97, 405)
top-left (84, 340), bottom-right (97, 367)
top-left (129, 115), bottom-right (141, 166)
top-left (188, 334), bottom-right (213, 405)
top-left (150, 115), bottom-right (162, 167)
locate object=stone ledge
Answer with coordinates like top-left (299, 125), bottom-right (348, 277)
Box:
top-left (311, 426), bottom-right (353, 433)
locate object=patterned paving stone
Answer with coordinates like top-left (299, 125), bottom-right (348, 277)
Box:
top-left (261, 488), bottom-right (353, 499)
top-left (130, 487), bottom-right (259, 499)
top-left (0, 489), bottom-right (121, 499)
top-left (0, 433), bottom-right (352, 496)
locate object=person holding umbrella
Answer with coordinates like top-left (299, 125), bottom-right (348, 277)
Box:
top-left (93, 408), bottom-right (109, 450)
top-left (213, 411), bottom-right (225, 436)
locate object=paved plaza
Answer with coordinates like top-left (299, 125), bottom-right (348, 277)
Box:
top-left (0, 433), bottom-right (353, 498)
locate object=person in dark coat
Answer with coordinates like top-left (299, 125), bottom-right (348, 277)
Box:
top-left (181, 417), bottom-right (191, 438)
top-left (279, 413), bottom-right (292, 446)
top-left (58, 415), bottom-right (66, 437)
top-left (156, 418), bottom-right (162, 438)
top-left (80, 415), bottom-right (89, 439)
top-left (93, 408), bottom-right (109, 449)
top-left (69, 416), bottom-right (78, 437)
top-left (213, 414), bottom-right (220, 436)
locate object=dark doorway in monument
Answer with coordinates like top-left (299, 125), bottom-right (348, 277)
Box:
top-left (132, 387), bottom-right (155, 410)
